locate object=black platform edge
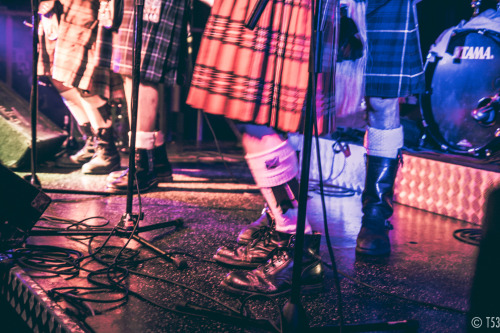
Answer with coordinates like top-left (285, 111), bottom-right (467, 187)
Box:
top-left (0, 255), bottom-right (88, 333)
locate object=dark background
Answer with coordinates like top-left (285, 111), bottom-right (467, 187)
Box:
top-left (0, 0), bottom-right (495, 142)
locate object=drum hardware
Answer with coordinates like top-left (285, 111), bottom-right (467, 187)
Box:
top-left (471, 94), bottom-right (499, 126)
top-left (420, 25), bottom-right (500, 158)
top-left (471, 0), bottom-right (483, 16)
top-left (471, 0), bottom-right (500, 15)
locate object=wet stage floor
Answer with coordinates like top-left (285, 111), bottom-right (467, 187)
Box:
top-left (7, 143), bottom-right (483, 332)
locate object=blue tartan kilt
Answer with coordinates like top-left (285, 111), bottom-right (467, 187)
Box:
top-left (112, 0), bottom-right (185, 85)
top-left (365, 0), bottom-right (425, 97)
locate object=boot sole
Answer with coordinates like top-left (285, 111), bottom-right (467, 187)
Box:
top-left (105, 179), bottom-right (159, 194)
top-left (355, 246), bottom-right (391, 256)
top-left (213, 255), bottom-right (264, 269)
top-left (221, 281), bottom-right (324, 297)
top-left (106, 172), bottom-right (173, 183)
top-left (82, 162), bottom-right (121, 175)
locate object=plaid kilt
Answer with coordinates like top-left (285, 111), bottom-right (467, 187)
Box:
top-left (112, 0), bottom-right (185, 86)
top-left (37, 0), bottom-right (122, 99)
top-left (90, 21), bottom-right (126, 100)
top-left (38, 0), bottom-right (98, 91)
top-left (186, 0), bottom-right (336, 135)
top-left (365, 0), bottom-right (425, 97)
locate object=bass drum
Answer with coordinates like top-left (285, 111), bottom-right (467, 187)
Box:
top-left (421, 25), bottom-right (500, 157)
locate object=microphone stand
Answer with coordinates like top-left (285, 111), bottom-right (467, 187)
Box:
top-left (246, 1), bottom-right (419, 332)
top-left (26, 0), bottom-right (41, 187)
top-left (112, 0), bottom-right (187, 269)
top-left (29, 0), bottom-right (187, 270)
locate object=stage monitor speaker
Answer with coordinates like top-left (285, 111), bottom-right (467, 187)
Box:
top-left (0, 162), bottom-right (52, 250)
top-left (467, 187), bottom-right (500, 332)
top-left (0, 81), bottom-right (67, 170)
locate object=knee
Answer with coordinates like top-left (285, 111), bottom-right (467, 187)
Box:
top-left (366, 97), bottom-right (400, 129)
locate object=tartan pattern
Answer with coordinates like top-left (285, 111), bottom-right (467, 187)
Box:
top-left (89, 21), bottom-right (125, 100)
top-left (112, 0), bottom-right (186, 85)
top-left (365, 0), bottom-right (425, 97)
top-left (37, 0), bottom-right (122, 99)
top-left (187, 0), bottom-right (336, 135)
top-left (38, 0), bottom-right (99, 91)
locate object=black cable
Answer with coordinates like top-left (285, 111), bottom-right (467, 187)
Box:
top-left (11, 245), bottom-right (83, 277)
top-left (202, 112), bottom-right (241, 183)
top-left (129, 269), bottom-right (240, 315)
top-left (308, 1), bottom-right (345, 327)
top-left (321, 261), bottom-right (468, 314)
top-left (313, 104), bottom-right (345, 330)
top-left (453, 228), bottom-right (481, 246)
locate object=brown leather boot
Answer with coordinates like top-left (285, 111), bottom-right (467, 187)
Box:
top-left (56, 123), bottom-right (95, 168)
top-left (214, 228), bottom-right (292, 268)
top-left (81, 127), bottom-right (121, 174)
top-left (221, 233), bottom-right (324, 296)
top-left (237, 207), bottom-right (274, 245)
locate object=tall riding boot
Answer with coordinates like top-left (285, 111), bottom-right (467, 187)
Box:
top-left (82, 127), bottom-right (121, 174)
top-left (355, 154), bottom-right (400, 256)
top-left (56, 123), bottom-right (95, 168)
top-left (221, 233), bottom-right (324, 296)
top-left (106, 149), bottom-right (157, 192)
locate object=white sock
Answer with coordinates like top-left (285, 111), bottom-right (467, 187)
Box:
top-left (82, 95), bottom-right (110, 130)
top-left (135, 131), bottom-right (155, 150)
top-left (59, 88), bottom-right (90, 126)
top-left (364, 125), bottom-right (403, 159)
top-left (246, 141), bottom-right (312, 234)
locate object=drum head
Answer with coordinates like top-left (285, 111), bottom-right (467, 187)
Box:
top-left (421, 29), bottom-right (500, 156)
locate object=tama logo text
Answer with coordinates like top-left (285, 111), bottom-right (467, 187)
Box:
top-left (453, 46), bottom-right (494, 60)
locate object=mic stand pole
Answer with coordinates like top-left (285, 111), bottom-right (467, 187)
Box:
top-left (281, 0), bottom-right (323, 328)
top-left (26, 0), bottom-right (41, 187)
top-left (113, 0), bottom-right (187, 269)
top-left (260, 0), bottom-right (419, 331)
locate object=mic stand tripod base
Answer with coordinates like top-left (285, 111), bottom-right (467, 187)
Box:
top-left (29, 215), bottom-right (187, 269)
top-left (115, 212), bottom-right (188, 269)
top-left (116, 212), bottom-right (144, 230)
top-left (282, 300), bottom-right (309, 332)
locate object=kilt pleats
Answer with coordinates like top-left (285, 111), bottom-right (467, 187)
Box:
top-left (112, 0), bottom-right (185, 86)
top-left (38, 0), bottom-right (99, 92)
top-left (187, 0), bottom-right (336, 135)
top-left (365, 0), bottom-right (425, 97)
top-left (38, 0), bottom-right (123, 99)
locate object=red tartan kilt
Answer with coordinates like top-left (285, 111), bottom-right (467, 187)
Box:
top-left (187, 0), bottom-right (336, 135)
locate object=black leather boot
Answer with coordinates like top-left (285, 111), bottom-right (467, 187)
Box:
top-left (106, 149), bottom-right (157, 192)
top-left (355, 154), bottom-right (400, 256)
top-left (56, 123), bottom-right (95, 167)
top-left (214, 229), bottom-right (291, 268)
top-left (106, 144), bottom-right (173, 183)
top-left (221, 233), bottom-right (324, 296)
top-left (237, 207), bottom-right (274, 245)
top-left (152, 143), bottom-right (173, 182)
top-left (82, 127), bottom-right (121, 174)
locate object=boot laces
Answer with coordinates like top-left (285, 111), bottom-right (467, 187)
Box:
top-left (248, 226), bottom-right (273, 248)
top-left (263, 235), bottom-right (295, 272)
